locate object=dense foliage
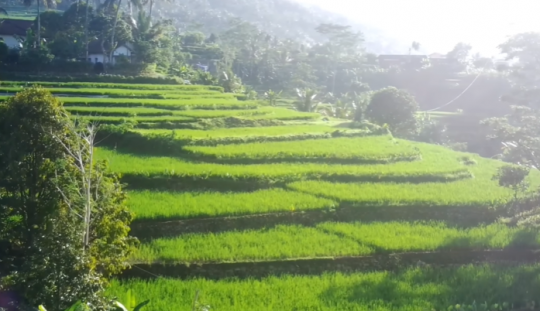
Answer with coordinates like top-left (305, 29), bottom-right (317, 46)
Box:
top-left (3, 1), bottom-right (540, 308)
top-left (366, 87), bottom-right (419, 136)
top-left (0, 88), bottom-right (136, 310)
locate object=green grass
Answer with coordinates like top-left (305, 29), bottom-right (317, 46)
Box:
top-left (127, 189), bottom-right (336, 220)
top-left (185, 136), bottom-right (420, 163)
top-left (0, 81), bottom-right (224, 91)
top-left (0, 15), bottom-right (35, 20)
top-left (0, 86), bottom-right (232, 99)
top-left (134, 221), bottom-right (538, 263)
top-left (287, 179), bottom-right (522, 207)
top-left (65, 106), bottom-right (316, 121)
top-left (108, 265), bottom-right (540, 311)
top-left (46, 97), bottom-right (257, 110)
top-left (168, 108), bottom-right (271, 118)
top-left (129, 125), bottom-right (370, 146)
top-left (286, 154), bottom-right (540, 207)
top-left (133, 125), bottom-right (349, 139)
top-left (95, 144), bottom-right (470, 184)
top-left (169, 106), bottom-right (319, 120)
top-left (75, 115), bottom-right (195, 124)
top-left (66, 106), bottom-right (176, 117)
top-left (246, 107), bottom-right (321, 120)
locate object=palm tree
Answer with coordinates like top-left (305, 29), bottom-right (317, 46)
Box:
top-left (264, 89), bottom-right (282, 106)
top-left (294, 88), bottom-right (320, 112)
top-left (106, 0), bottom-right (144, 64)
top-left (108, 0), bottom-right (123, 63)
top-left (25, 0), bottom-right (55, 47)
top-left (322, 100), bottom-right (353, 119)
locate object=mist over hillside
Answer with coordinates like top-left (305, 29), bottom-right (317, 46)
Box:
top-left (154, 0), bottom-right (406, 54)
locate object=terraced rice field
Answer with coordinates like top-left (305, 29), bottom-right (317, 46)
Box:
top-left (107, 265), bottom-right (540, 311)
top-left (8, 81), bottom-right (540, 310)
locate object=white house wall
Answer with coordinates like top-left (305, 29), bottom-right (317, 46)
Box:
top-left (0, 35), bottom-right (21, 49)
top-left (88, 45), bottom-right (132, 64)
top-left (113, 46), bottom-right (131, 57)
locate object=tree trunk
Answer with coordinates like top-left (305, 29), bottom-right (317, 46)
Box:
top-left (101, 40), bottom-right (107, 68)
top-left (109, 0), bottom-right (122, 65)
top-left (84, 0), bottom-right (90, 62)
top-left (36, 0), bottom-right (40, 47)
top-left (148, 0), bottom-right (153, 25)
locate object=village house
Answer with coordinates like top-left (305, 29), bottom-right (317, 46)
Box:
top-left (87, 41), bottom-right (134, 65)
top-left (0, 19), bottom-right (33, 49)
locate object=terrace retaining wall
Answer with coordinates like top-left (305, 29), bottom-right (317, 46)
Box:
top-left (131, 205), bottom-right (501, 239)
top-left (121, 249), bottom-right (540, 280)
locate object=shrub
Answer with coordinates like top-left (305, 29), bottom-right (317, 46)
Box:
top-left (366, 87), bottom-right (419, 137)
top-left (94, 62), bottom-right (105, 74)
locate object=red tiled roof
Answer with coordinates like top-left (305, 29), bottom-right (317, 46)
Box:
top-left (0, 19), bottom-right (33, 36)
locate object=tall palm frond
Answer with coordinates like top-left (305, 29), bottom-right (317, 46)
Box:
top-left (322, 100), bottom-right (353, 119)
top-left (294, 88), bottom-right (320, 112)
top-left (264, 89), bottom-right (282, 106)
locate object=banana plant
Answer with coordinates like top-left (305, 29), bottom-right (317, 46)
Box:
top-left (38, 298), bottom-right (149, 311)
top-left (264, 89), bottom-right (282, 106)
top-left (113, 300), bottom-right (150, 311)
top-left (115, 289), bottom-right (150, 311)
top-left (39, 301), bottom-right (89, 311)
top-left (294, 88), bottom-right (320, 112)
top-left (321, 100), bottom-right (353, 119)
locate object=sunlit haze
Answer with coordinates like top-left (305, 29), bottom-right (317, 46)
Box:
top-left (296, 0), bottom-right (540, 55)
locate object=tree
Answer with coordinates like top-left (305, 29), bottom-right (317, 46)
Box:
top-left (132, 11), bottom-right (173, 67)
top-left (483, 32), bottom-right (540, 227)
top-left (483, 33), bottom-right (540, 167)
top-left (219, 70), bottom-right (244, 93)
top-left (0, 40), bottom-right (8, 63)
top-left (294, 88), bottom-right (320, 112)
top-left (264, 89), bottom-right (282, 106)
top-left (322, 99), bottom-right (353, 119)
top-left (365, 87), bottom-right (419, 136)
top-left (447, 42), bottom-right (472, 71)
top-left (409, 41), bottom-right (420, 54)
top-left (0, 88), bottom-right (137, 310)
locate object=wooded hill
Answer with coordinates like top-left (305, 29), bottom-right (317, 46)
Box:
top-left (153, 0), bottom-right (401, 53)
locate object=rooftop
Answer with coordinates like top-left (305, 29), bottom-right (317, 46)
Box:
top-left (0, 19), bottom-right (33, 36)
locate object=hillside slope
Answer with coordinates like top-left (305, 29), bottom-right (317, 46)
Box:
top-left (155, 0), bottom-right (400, 53)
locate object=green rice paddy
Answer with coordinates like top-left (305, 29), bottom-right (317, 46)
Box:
top-left (108, 265), bottom-right (540, 311)
top-left (134, 221), bottom-right (538, 264)
top-left (6, 80), bottom-right (538, 310)
top-left (128, 189), bottom-right (336, 220)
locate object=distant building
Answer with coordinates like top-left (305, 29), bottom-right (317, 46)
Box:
top-left (0, 19), bottom-right (33, 49)
top-left (87, 41), bottom-right (134, 64)
top-left (195, 63), bottom-right (208, 72)
top-left (378, 54), bottom-right (428, 69)
top-left (378, 53), bottom-right (464, 71)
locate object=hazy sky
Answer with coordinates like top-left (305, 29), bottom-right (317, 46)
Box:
top-left (295, 0), bottom-right (540, 55)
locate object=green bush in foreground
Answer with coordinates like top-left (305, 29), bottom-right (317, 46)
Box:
top-left (0, 88), bottom-right (136, 310)
top-left (108, 264), bottom-right (540, 311)
top-left (366, 87), bottom-right (419, 136)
